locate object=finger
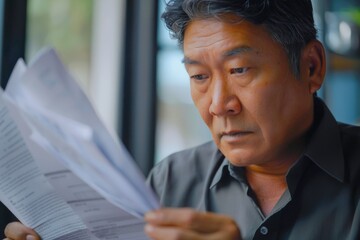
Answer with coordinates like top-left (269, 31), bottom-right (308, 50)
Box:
top-left (144, 223), bottom-right (203, 240)
top-left (145, 223), bottom-right (241, 240)
top-left (145, 208), bottom-right (235, 233)
top-left (4, 222), bottom-right (40, 240)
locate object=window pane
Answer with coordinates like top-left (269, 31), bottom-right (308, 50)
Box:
top-left (323, 0), bottom-right (360, 124)
top-left (26, 0), bottom-right (125, 133)
top-left (26, 0), bottom-right (93, 89)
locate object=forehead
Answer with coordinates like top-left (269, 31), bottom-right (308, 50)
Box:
top-left (183, 18), bottom-right (278, 57)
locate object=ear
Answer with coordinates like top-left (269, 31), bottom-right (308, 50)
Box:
top-left (301, 40), bottom-right (326, 94)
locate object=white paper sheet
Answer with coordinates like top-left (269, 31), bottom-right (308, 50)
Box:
top-left (0, 93), bottom-right (95, 240)
top-left (0, 48), bottom-right (159, 239)
top-left (6, 48), bottom-right (159, 216)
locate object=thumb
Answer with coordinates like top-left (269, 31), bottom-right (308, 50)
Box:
top-left (4, 222), bottom-right (40, 240)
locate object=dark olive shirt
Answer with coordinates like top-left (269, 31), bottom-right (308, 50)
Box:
top-left (147, 99), bottom-right (360, 240)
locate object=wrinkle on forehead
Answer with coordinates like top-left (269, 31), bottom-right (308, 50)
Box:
top-left (182, 45), bottom-right (255, 65)
top-left (183, 18), bottom-right (266, 60)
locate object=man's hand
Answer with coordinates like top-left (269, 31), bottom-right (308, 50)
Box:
top-left (144, 208), bottom-right (241, 240)
top-left (3, 222), bottom-right (40, 240)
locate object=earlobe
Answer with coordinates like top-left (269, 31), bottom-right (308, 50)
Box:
top-left (303, 40), bottom-right (326, 94)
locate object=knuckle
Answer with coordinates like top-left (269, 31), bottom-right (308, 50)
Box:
top-left (223, 219), bottom-right (240, 239)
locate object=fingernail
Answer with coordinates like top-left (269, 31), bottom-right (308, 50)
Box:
top-left (26, 235), bottom-right (36, 240)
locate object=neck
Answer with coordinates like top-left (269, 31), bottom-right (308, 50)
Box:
top-left (248, 111), bottom-right (313, 216)
top-left (245, 139), bottom-right (306, 216)
top-left (246, 158), bottom-right (296, 176)
top-left (245, 167), bottom-right (288, 216)
top-left (245, 152), bottom-right (302, 216)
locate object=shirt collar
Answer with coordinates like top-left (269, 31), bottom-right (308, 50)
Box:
top-left (210, 157), bottom-right (250, 189)
top-left (303, 97), bottom-right (344, 182)
top-left (210, 158), bottom-right (229, 189)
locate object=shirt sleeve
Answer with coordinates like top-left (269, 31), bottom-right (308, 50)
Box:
top-left (146, 162), bottom-right (167, 202)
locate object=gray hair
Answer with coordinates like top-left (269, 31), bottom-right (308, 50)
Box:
top-left (162, 0), bottom-right (317, 77)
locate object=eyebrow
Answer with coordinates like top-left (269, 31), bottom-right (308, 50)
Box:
top-left (181, 45), bottom-right (254, 65)
top-left (181, 57), bottom-right (199, 65)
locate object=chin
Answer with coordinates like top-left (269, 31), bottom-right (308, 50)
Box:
top-left (222, 148), bottom-right (261, 167)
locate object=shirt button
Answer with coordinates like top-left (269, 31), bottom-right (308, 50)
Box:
top-left (260, 226), bottom-right (268, 235)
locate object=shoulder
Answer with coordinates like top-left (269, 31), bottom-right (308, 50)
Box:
top-left (338, 123), bottom-right (360, 189)
top-left (338, 122), bottom-right (360, 141)
top-left (338, 122), bottom-right (360, 160)
top-left (150, 141), bottom-right (219, 178)
top-left (147, 141), bottom-right (221, 207)
top-left (149, 141), bottom-right (219, 182)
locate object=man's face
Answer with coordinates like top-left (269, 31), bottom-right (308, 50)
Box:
top-left (183, 18), bottom-right (318, 167)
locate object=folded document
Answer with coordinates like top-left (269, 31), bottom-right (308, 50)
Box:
top-left (0, 48), bottom-right (159, 240)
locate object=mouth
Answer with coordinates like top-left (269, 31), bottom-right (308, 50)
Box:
top-left (219, 130), bottom-right (252, 142)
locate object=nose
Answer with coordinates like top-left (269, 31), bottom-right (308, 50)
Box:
top-left (209, 78), bottom-right (241, 116)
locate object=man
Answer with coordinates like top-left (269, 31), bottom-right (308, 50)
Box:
top-left (4, 0), bottom-right (360, 239)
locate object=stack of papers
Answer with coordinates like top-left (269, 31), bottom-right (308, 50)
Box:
top-left (0, 48), bottom-right (159, 240)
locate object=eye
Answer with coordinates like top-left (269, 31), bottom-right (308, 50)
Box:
top-left (190, 74), bottom-right (208, 81)
top-left (230, 67), bottom-right (249, 75)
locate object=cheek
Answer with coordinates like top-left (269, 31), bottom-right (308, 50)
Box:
top-left (191, 89), bottom-right (212, 127)
top-left (250, 82), bottom-right (306, 142)
top-left (242, 84), bottom-right (282, 136)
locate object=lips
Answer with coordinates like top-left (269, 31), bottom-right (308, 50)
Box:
top-left (220, 130), bottom-right (252, 139)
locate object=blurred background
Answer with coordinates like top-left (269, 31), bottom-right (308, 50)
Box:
top-left (0, 0), bottom-right (359, 236)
